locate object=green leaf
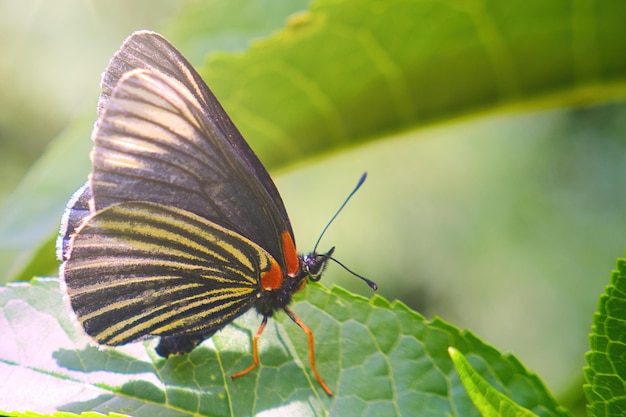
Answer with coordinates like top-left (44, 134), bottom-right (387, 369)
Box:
top-left (163, 0), bottom-right (310, 60)
top-left (0, 278), bottom-right (566, 416)
top-left (202, 0), bottom-right (626, 166)
top-left (449, 347), bottom-right (544, 417)
top-left (584, 257), bottom-right (626, 417)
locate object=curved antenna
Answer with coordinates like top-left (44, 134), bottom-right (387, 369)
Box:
top-left (328, 255), bottom-right (378, 291)
top-left (313, 172), bottom-right (368, 253)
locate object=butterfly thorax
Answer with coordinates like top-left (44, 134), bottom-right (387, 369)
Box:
top-left (253, 248), bottom-right (334, 317)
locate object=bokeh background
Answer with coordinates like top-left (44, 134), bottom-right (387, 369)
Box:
top-left (2, 1), bottom-right (626, 415)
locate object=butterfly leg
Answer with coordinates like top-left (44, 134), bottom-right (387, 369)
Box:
top-left (231, 316), bottom-right (268, 380)
top-left (284, 307), bottom-right (333, 396)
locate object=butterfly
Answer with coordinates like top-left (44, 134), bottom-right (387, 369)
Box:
top-left (57, 31), bottom-right (376, 396)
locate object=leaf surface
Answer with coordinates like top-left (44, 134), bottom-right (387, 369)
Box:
top-left (1, 279), bottom-right (567, 416)
top-left (584, 257), bottom-right (626, 417)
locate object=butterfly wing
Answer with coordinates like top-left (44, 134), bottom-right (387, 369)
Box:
top-left (99, 30), bottom-right (284, 209)
top-left (60, 33), bottom-right (301, 351)
top-left (57, 183), bottom-right (91, 262)
top-left (62, 201), bottom-right (271, 345)
top-left (90, 31), bottom-right (296, 272)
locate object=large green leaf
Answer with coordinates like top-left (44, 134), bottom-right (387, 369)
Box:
top-left (202, 0), bottom-right (626, 165)
top-left (0, 278), bottom-right (566, 417)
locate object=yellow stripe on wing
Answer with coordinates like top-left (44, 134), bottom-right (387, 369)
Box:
top-left (94, 286), bottom-right (255, 344)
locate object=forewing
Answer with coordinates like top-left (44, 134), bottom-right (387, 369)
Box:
top-left (92, 31), bottom-right (294, 266)
top-left (61, 201), bottom-right (272, 345)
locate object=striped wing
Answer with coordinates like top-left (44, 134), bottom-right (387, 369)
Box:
top-left (62, 201), bottom-right (273, 345)
top-left (90, 31), bottom-right (295, 271)
top-left (100, 31), bottom-right (287, 213)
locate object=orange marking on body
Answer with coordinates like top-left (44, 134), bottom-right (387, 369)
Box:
top-left (260, 258), bottom-right (283, 289)
top-left (281, 231), bottom-right (299, 277)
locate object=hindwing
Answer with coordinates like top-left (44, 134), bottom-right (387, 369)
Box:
top-left (62, 201), bottom-right (273, 345)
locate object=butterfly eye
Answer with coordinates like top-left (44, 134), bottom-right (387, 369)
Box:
top-left (308, 266), bottom-right (323, 281)
top-left (303, 248), bottom-right (334, 280)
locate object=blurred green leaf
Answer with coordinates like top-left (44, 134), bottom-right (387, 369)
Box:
top-left (164, 0), bottom-right (310, 61)
top-left (0, 116), bottom-right (93, 282)
top-left (584, 257), bottom-right (626, 417)
top-left (202, 0), bottom-right (626, 166)
top-left (0, 278), bottom-right (566, 416)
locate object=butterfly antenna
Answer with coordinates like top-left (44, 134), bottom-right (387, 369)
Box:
top-left (312, 172), bottom-right (378, 291)
top-left (328, 255), bottom-right (378, 290)
top-left (313, 172), bottom-right (367, 253)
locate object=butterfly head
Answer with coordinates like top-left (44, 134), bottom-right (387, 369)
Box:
top-left (302, 247), bottom-right (335, 282)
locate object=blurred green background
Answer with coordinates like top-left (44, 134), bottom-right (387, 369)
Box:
top-left (2, 1), bottom-right (626, 415)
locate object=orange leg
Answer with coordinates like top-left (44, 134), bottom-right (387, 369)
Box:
top-left (231, 316), bottom-right (268, 380)
top-left (285, 307), bottom-right (333, 396)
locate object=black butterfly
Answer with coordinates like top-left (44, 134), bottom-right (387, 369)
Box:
top-left (58, 31), bottom-right (376, 396)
